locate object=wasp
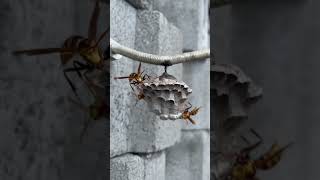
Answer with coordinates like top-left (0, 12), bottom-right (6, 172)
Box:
top-left (214, 129), bottom-right (293, 180)
top-left (13, 0), bottom-right (108, 98)
top-left (180, 102), bottom-right (201, 124)
top-left (114, 62), bottom-right (150, 91)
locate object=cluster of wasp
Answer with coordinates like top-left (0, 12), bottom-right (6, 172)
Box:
top-left (214, 129), bottom-right (293, 180)
top-left (13, 0), bottom-right (108, 141)
top-left (114, 62), bottom-right (201, 125)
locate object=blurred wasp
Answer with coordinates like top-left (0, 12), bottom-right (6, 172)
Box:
top-left (13, 0), bottom-right (108, 98)
top-left (213, 129), bottom-right (293, 180)
top-left (180, 102), bottom-right (201, 124)
top-left (114, 62), bottom-right (150, 92)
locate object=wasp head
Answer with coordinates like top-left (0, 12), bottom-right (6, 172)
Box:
top-left (79, 39), bottom-right (103, 66)
top-left (128, 73), bottom-right (139, 81)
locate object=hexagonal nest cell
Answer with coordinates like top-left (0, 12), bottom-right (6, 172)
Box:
top-left (141, 71), bottom-right (192, 120)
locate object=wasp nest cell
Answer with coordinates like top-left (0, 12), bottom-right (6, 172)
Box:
top-left (141, 72), bottom-right (192, 120)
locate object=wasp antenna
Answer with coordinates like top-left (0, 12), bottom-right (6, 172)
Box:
top-left (92, 28), bottom-right (109, 48)
top-left (114, 76), bottom-right (130, 79)
top-left (188, 101), bottom-right (192, 107)
top-left (137, 62), bottom-right (142, 74)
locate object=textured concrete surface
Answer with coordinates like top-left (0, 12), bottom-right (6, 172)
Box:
top-left (128, 10), bottom-right (183, 153)
top-left (212, 1), bottom-right (320, 180)
top-left (166, 130), bottom-right (210, 180)
top-left (154, 0), bottom-right (209, 51)
top-left (182, 59), bottom-right (210, 130)
top-left (111, 4), bottom-right (184, 157)
top-left (111, 0), bottom-right (210, 179)
top-left (0, 0), bottom-right (108, 180)
top-left (142, 152), bottom-right (166, 180)
top-left (110, 152), bottom-right (165, 180)
top-left (111, 154), bottom-right (144, 180)
top-left (110, 0), bottom-right (137, 158)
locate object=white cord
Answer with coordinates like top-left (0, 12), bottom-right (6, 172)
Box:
top-left (110, 39), bottom-right (211, 66)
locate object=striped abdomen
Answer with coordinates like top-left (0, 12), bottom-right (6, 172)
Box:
top-left (60, 36), bottom-right (84, 65)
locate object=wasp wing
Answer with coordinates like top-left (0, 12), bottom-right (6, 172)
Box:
top-left (13, 48), bottom-right (75, 56)
top-left (88, 0), bottom-right (100, 40)
top-left (254, 142), bottom-right (293, 170)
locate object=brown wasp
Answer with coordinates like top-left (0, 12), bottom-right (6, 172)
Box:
top-left (214, 129), bottom-right (293, 180)
top-left (114, 62), bottom-right (150, 92)
top-left (13, 0), bottom-right (108, 98)
top-left (180, 102), bottom-right (201, 124)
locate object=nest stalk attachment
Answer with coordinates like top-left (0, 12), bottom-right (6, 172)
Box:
top-left (110, 39), bottom-right (211, 66)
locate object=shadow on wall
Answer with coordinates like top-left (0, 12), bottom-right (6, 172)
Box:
top-left (213, 1), bottom-right (320, 180)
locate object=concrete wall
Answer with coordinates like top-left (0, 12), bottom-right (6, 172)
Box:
top-left (110, 0), bottom-right (210, 179)
top-left (212, 1), bottom-right (320, 179)
top-left (0, 1), bottom-right (108, 180)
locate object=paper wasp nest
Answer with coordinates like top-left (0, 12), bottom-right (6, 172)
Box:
top-left (212, 63), bottom-right (263, 133)
top-left (141, 72), bottom-right (192, 120)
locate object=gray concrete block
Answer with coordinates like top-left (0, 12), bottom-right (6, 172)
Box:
top-left (142, 152), bottom-right (166, 180)
top-left (110, 154), bottom-right (144, 180)
top-left (111, 7), bottom-right (185, 156)
top-left (126, 0), bottom-right (153, 9)
top-left (154, 0), bottom-right (210, 51)
top-left (110, 0), bottom-right (137, 157)
top-left (135, 10), bottom-right (183, 86)
top-left (182, 58), bottom-right (210, 130)
top-left (110, 152), bottom-right (165, 180)
top-left (126, 10), bottom-right (184, 153)
top-left (166, 130), bottom-right (210, 180)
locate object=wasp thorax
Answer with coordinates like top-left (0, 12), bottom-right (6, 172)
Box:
top-left (140, 72), bottom-right (192, 120)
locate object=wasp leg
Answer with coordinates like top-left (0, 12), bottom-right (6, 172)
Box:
top-left (129, 83), bottom-right (136, 92)
top-left (73, 61), bottom-right (94, 79)
top-left (142, 74), bottom-right (150, 80)
top-left (185, 102), bottom-right (192, 111)
top-left (240, 135), bottom-right (251, 145)
top-left (63, 63), bottom-right (91, 99)
top-left (250, 128), bottom-right (263, 142)
top-left (130, 81), bottom-right (141, 89)
top-left (241, 138), bottom-right (262, 154)
top-left (80, 117), bottom-right (91, 142)
top-left (73, 61), bottom-right (98, 97)
top-left (63, 69), bottom-right (81, 99)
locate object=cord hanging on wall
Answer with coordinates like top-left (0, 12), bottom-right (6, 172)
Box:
top-left (110, 38), bottom-right (212, 65)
